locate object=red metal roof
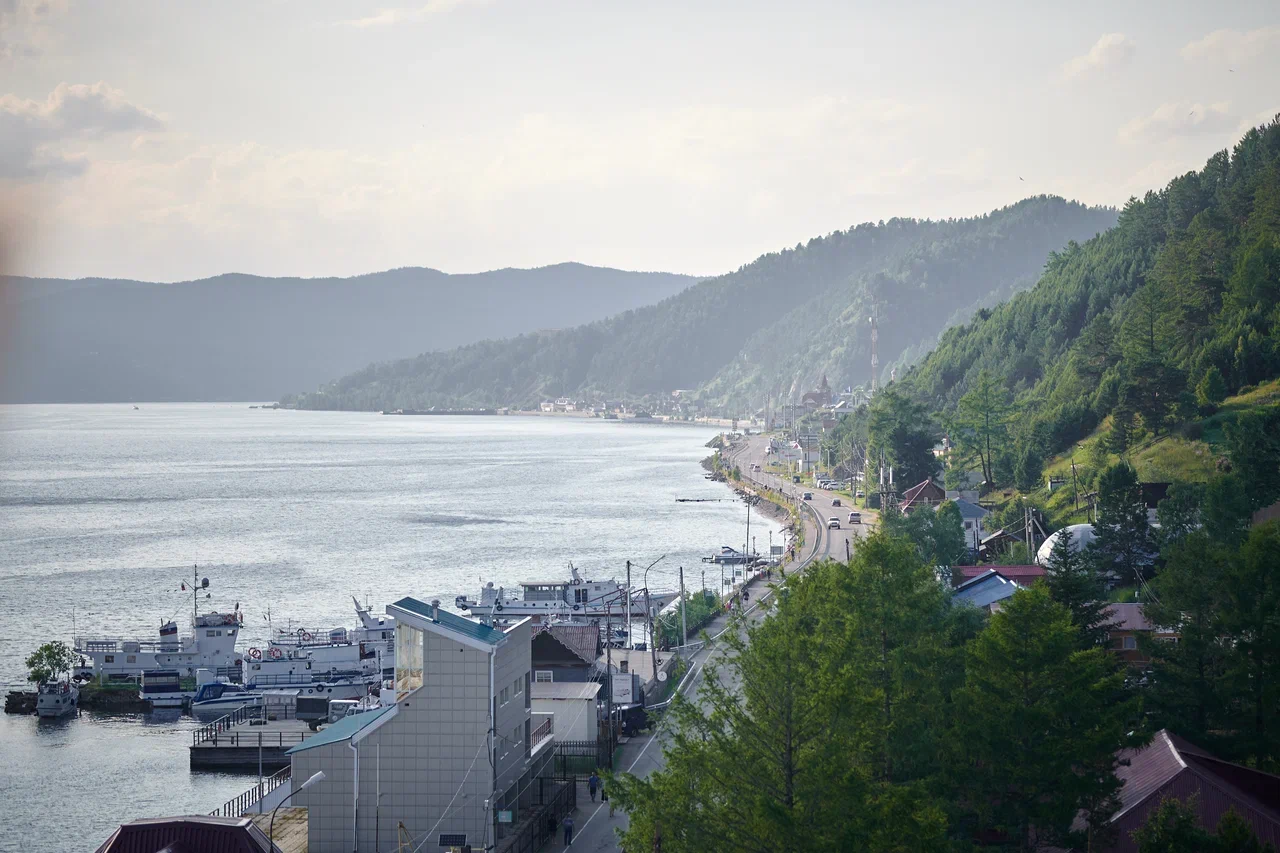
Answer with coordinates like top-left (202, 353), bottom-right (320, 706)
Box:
top-left (953, 565), bottom-right (1045, 586)
top-left (95, 815), bottom-right (278, 853)
top-left (1105, 603), bottom-right (1154, 633)
top-left (1092, 730), bottom-right (1280, 853)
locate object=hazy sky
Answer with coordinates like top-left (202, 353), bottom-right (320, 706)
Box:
top-left (2, 0), bottom-right (1277, 281)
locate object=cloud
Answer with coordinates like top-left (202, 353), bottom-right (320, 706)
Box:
top-left (1118, 101), bottom-right (1236, 144)
top-left (1062, 33), bottom-right (1136, 79)
top-left (0, 0), bottom-right (67, 60)
top-left (339, 0), bottom-right (485, 27)
top-left (0, 82), bottom-right (163, 179)
top-left (1181, 26), bottom-right (1280, 65)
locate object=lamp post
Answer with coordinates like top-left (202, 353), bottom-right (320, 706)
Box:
top-left (270, 770), bottom-right (326, 850)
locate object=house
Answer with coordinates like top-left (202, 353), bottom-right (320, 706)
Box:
top-left (597, 648), bottom-right (677, 705)
top-left (1079, 730), bottom-right (1280, 852)
top-left (951, 569), bottom-right (1029, 611)
top-left (951, 564), bottom-right (1045, 589)
top-left (288, 598), bottom-right (563, 853)
top-left (531, 681), bottom-right (601, 743)
top-left (801, 375), bottom-right (833, 409)
top-left (94, 815), bottom-right (280, 853)
top-left (946, 498), bottom-right (990, 553)
top-left (978, 527), bottom-right (1026, 561)
top-left (531, 624), bottom-right (599, 683)
top-left (899, 479), bottom-right (946, 514)
top-left (1104, 602), bottom-right (1179, 665)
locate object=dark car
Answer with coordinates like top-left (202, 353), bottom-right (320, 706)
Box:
top-left (832, 498), bottom-right (841, 507)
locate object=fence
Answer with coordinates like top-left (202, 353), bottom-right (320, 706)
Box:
top-left (209, 766), bottom-right (292, 817)
top-left (552, 739), bottom-right (611, 777)
top-left (494, 778), bottom-right (576, 853)
top-left (191, 704), bottom-right (306, 748)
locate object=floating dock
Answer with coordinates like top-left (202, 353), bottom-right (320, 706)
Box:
top-left (190, 707), bottom-right (316, 771)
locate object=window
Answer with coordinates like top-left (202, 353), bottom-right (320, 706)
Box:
top-left (395, 623), bottom-right (423, 699)
top-left (104, 655), bottom-right (115, 663)
top-left (535, 671), bottom-right (553, 683)
top-left (513, 725), bottom-right (522, 745)
top-left (206, 630), bottom-right (216, 637)
top-left (500, 686), bottom-right (510, 705)
top-left (513, 677), bottom-right (522, 696)
top-left (620, 660), bottom-right (628, 673)
top-left (126, 655), bottom-right (136, 663)
top-left (964, 521), bottom-right (972, 530)
top-left (1123, 636), bottom-right (1137, 650)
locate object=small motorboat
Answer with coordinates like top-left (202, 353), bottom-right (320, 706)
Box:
top-left (190, 681), bottom-right (261, 714)
top-left (36, 679), bottom-right (79, 718)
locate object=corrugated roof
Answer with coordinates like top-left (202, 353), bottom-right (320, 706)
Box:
top-left (95, 815), bottom-right (277, 853)
top-left (1105, 603), bottom-right (1154, 632)
top-left (949, 498), bottom-right (990, 519)
top-left (547, 625), bottom-right (599, 665)
top-left (391, 597), bottom-right (505, 645)
top-left (286, 705), bottom-right (395, 754)
top-left (531, 682), bottom-right (601, 701)
top-left (955, 564), bottom-right (1045, 584)
top-left (952, 571), bottom-right (1020, 609)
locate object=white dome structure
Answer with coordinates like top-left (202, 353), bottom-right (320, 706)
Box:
top-left (1036, 523), bottom-right (1097, 566)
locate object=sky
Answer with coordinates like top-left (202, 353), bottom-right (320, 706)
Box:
top-left (1, 0), bottom-right (1278, 282)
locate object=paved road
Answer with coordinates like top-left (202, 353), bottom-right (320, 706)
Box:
top-left (543, 434), bottom-right (830, 852)
top-left (725, 433), bottom-right (875, 563)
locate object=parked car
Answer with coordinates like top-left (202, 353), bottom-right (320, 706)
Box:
top-left (832, 498), bottom-right (841, 507)
top-left (855, 490), bottom-right (865, 498)
top-left (803, 492), bottom-right (813, 500)
top-left (793, 475), bottom-right (801, 484)
top-left (828, 517), bottom-right (841, 529)
top-left (848, 511), bottom-right (861, 524)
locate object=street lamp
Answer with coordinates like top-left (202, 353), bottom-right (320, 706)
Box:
top-left (270, 770), bottom-right (326, 850)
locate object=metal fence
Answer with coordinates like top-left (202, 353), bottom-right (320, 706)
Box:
top-left (552, 739), bottom-right (611, 777)
top-left (494, 778), bottom-right (576, 853)
top-left (209, 766), bottom-right (291, 817)
top-left (191, 704), bottom-right (307, 748)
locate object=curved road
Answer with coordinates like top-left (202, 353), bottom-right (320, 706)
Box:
top-left (550, 431), bottom-right (873, 852)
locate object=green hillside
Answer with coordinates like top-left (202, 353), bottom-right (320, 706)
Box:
top-left (285, 197), bottom-right (1116, 411)
top-left (900, 116), bottom-right (1280, 483)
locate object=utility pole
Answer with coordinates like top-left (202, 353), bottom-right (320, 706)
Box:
top-left (1071, 457), bottom-right (1080, 512)
top-left (604, 591), bottom-right (613, 755)
top-left (625, 560), bottom-right (632, 649)
top-left (645, 586), bottom-right (658, 689)
top-left (678, 566), bottom-right (687, 648)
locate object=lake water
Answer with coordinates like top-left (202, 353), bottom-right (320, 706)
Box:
top-left (0, 405), bottom-right (770, 853)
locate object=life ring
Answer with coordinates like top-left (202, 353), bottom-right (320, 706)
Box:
top-left (248, 648), bottom-right (262, 660)
top-left (495, 603), bottom-right (504, 611)
top-left (301, 631), bottom-right (313, 642)
top-left (269, 647), bottom-right (282, 659)
top-left (572, 604), bottom-right (580, 611)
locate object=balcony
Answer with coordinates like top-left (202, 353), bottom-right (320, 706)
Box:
top-left (530, 711), bottom-right (554, 757)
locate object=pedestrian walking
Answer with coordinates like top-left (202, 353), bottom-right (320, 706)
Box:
top-left (588, 771), bottom-right (600, 802)
top-left (563, 815), bottom-right (574, 846)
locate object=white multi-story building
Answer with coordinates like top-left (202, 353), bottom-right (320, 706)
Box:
top-left (288, 597), bottom-right (560, 853)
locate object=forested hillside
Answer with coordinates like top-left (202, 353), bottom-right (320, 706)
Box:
top-left (0, 264), bottom-right (696, 402)
top-left (902, 116), bottom-right (1280, 473)
top-left (287, 198), bottom-right (1116, 411)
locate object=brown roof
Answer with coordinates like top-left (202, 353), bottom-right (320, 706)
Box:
top-left (1084, 730), bottom-right (1280, 852)
top-left (954, 565), bottom-right (1045, 587)
top-left (95, 815), bottom-right (278, 853)
top-left (1105, 603), bottom-right (1154, 632)
top-left (900, 479), bottom-right (944, 511)
top-left (546, 624), bottom-right (599, 665)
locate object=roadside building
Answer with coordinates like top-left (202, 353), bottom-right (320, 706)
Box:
top-left (531, 623), bottom-right (599, 683)
top-left (531, 681), bottom-right (601, 743)
top-left (978, 527), bottom-right (1027, 561)
top-left (287, 598), bottom-right (563, 853)
top-left (945, 498), bottom-right (990, 553)
top-left (1104, 602), bottom-right (1179, 666)
top-left (1078, 730), bottom-right (1280, 852)
top-left (801, 375), bottom-right (833, 409)
top-left (899, 479), bottom-right (946, 514)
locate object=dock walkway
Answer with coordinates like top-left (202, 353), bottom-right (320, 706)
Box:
top-left (190, 705), bottom-right (316, 771)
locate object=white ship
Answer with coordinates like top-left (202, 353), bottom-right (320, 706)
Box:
top-left (74, 611), bottom-right (244, 682)
top-left (242, 597), bottom-right (394, 691)
top-left (455, 564), bottom-right (678, 620)
top-left (36, 679), bottom-right (78, 718)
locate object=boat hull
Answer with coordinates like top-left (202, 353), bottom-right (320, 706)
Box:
top-left (35, 689), bottom-right (78, 718)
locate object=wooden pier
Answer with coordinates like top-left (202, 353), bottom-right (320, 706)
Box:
top-left (190, 705), bottom-right (315, 771)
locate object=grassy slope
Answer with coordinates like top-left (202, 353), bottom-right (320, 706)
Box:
top-left (1017, 378), bottom-right (1280, 525)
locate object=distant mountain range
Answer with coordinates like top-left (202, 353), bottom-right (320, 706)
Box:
top-left (0, 264), bottom-right (698, 403)
top-left (285, 196), bottom-right (1119, 413)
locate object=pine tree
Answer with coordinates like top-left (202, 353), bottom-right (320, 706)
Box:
top-left (1089, 462), bottom-right (1156, 584)
top-left (1195, 366), bottom-right (1228, 410)
top-left (1043, 527), bottom-right (1113, 649)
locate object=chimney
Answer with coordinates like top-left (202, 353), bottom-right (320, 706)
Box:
top-left (431, 599), bottom-right (441, 622)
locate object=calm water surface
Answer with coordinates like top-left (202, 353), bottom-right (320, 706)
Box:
top-left (0, 404), bottom-right (770, 853)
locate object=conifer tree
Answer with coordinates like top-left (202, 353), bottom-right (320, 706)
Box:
top-left (1043, 527), bottom-right (1113, 649)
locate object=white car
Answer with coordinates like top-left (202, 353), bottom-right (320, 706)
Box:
top-left (848, 512), bottom-right (861, 524)
top-left (828, 517), bottom-right (841, 529)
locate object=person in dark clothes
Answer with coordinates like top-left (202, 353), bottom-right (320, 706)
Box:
top-left (588, 771), bottom-right (600, 802)
top-left (563, 814), bottom-right (574, 846)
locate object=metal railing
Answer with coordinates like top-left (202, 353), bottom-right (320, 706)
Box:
top-left (192, 703), bottom-right (300, 746)
top-left (209, 766), bottom-right (292, 817)
top-left (494, 776), bottom-right (576, 853)
top-left (530, 715), bottom-right (553, 751)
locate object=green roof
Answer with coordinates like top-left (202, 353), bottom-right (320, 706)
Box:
top-left (286, 705), bottom-right (395, 754)
top-left (390, 597), bottom-right (507, 645)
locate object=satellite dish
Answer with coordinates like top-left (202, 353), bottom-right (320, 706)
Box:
top-left (657, 671), bottom-right (668, 682)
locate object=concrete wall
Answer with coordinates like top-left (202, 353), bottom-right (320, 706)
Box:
top-left (493, 619), bottom-right (532, 803)
top-left (531, 697), bottom-right (595, 742)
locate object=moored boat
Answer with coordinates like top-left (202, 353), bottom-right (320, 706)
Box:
top-left (36, 680), bottom-right (78, 718)
top-left (455, 563), bottom-right (678, 620)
